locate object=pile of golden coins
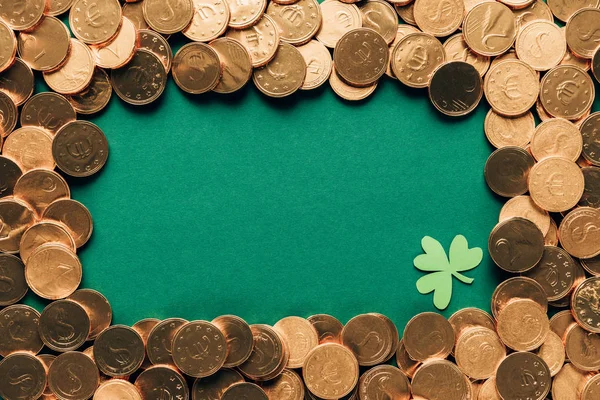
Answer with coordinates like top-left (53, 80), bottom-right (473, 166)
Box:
top-left (1, 0), bottom-right (600, 399)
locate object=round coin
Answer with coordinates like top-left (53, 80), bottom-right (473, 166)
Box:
top-left (0, 0), bottom-right (45, 31)
top-left (536, 331), bottom-right (565, 377)
top-left (70, 0), bottom-right (122, 44)
top-left (428, 61), bottom-right (482, 117)
top-left (411, 359), bottom-right (472, 400)
top-left (66, 68), bottom-right (113, 115)
top-left (342, 313), bottom-right (394, 366)
top-left (495, 352), bottom-right (551, 400)
top-left (14, 169), bottom-right (71, 219)
top-left (212, 315), bottom-right (253, 368)
top-left (395, 339), bottom-right (420, 378)
top-left (90, 17), bottom-right (138, 70)
top-left (25, 243), bottom-right (82, 300)
top-left (539, 65), bottom-right (595, 120)
top-left (0, 304), bottom-right (43, 356)
top-left (267, 0), bottom-right (322, 46)
top-left (0, 197), bottom-right (35, 254)
top-left (43, 199), bottom-right (93, 248)
top-left (572, 277), bottom-right (600, 333)
top-left (491, 276), bottom-right (548, 319)
top-left (3, 126), bottom-right (54, 172)
top-left (0, 352), bottom-right (46, 400)
top-left (253, 42), bottom-right (306, 97)
top-left (513, 0), bottom-right (553, 31)
top-left (0, 20), bottom-right (16, 74)
top-left (146, 318), bottom-right (187, 367)
top-left (303, 343), bottom-right (359, 399)
top-left (226, 14), bottom-right (280, 67)
top-left (39, 300), bottom-right (90, 352)
top-left (448, 307), bottom-right (496, 339)
top-left (94, 379), bottom-right (142, 400)
top-left (463, 2), bottom-right (516, 57)
top-left (484, 60), bottom-right (539, 117)
top-left (48, 352), bottom-right (99, 400)
top-left (226, 0), bottom-right (267, 28)
top-left (358, 365), bottom-right (411, 400)
top-left (0, 254), bottom-right (27, 306)
top-left (403, 312), bottom-right (454, 362)
top-left (560, 207), bottom-right (600, 259)
top-left (0, 58), bottom-right (34, 106)
top-left (524, 246), bottom-right (578, 301)
top-left (359, 0), bottom-right (398, 44)
top-left (139, 30), bottom-right (173, 73)
top-left (455, 327), bottom-right (506, 380)
top-left (111, 49), bottom-right (167, 106)
top-left (565, 323), bottom-right (600, 371)
top-left (262, 369), bottom-right (304, 399)
top-left (172, 320), bottom-right (228, 378)
top-left (183, 0), bottom-right (230, 42)
top-left (122, 1), bottom-right (149, 31)
top-left (274, 316), bottom-right (318, 369)
top-left (19, 221), bottom-right (76, 262)
top-left (17, 16), bottom-right (70, 72)
top-left (443, 33), bottom-right (490, 77)
top-left (43, 39), bottom-right (95, 95)
top-left (333, 28), bottom-right (388, 87)
top-left (329, 65), bottom-right (377, 101)
top-left (580, 166), bottom-right (600, 208)
top-left (173, 42), bottom-right (222, 94)
top-left (94, 325), bottom-right (145, 377)
top-left (48, 0), bottom-right (75, 16)
top-left (143, 0), bottom-right (194, 34)
top-left (391, 32), bottom-right (446, 89)
top-left (316, 0), bottom-right (362, 48)
top-left (209, 37), bottom-right (253, 94)
top-left (530, 118), bottom-right (583, 162)
top-left (68, 289), bottom-right (112, 341)
top-left (582, 374), bottom-right (600, 399)
top-left (238, 324), bottom-right (286, 380)
top-left (497, 299), bottom-right (549, 351)
top-left (222, 382), bottom-right (268, 400)
top-left (21, 92), bottom-right (76, 136)
top-left (307, 314), bottom-right (343, 344)
top-left (413, 0), bottom-right (464, 37)
top-left (581, 112), bottom-right (600, 166)
top-left (295, 40), bottom-right (332, 91)
top-left (565, 8), bottom-right (600, 59)
top-left (135, 366), bottom-right (189, 400)
top-left (547, 0), bottom-right (599, 22)
top-left (529, 157), bottom-right (585, 212)
top-left (53, 120), bottom-right (109, 178)
top-left (489, 217), bottom-right (545, 273)
top-left (515, 20), bottom-right (565, 71)
top-left (192, 368), bottom-right (245, 400)
top-left (484, 146), bottom-right (535, 197)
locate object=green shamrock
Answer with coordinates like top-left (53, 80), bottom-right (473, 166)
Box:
top-left (414, 235), bottom-right (483, 310)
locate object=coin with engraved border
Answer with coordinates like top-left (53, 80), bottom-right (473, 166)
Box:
top-left (20, 92), bottom-right (76, 136)
top-left (139, 30), bottom-right (173, 73)
top-left (358, 365), bottom-right (411, 400)
top-left (565, 8), bottom-right (600, 59)
top-left (540, 65), bottom-right (595, 120)
top-left (524, 246), bottom-right (578, 301)
top-left (135, 365), bottom-right (189, 399)
top-left (173, 42), bottom-right (222, 94)
top-left (395, 2), bottom-right (416, 25)
top-left (122, 1), bottom-right (149, 30)
top-left (559, 207), bottom-right (600, 259)
top-left (25, 243), bottom-right (82, 300)
top-left (172, 320), bottom-right (228, 378)
top-left (530, 118), bottom-right (583, 162)
top-left (94, 325), bottom-right (145, 377)
top-left (391, 32), bottom-right (446, 89)
top-left (39, 299), bottom-right (90, 352)
top-left (192, 368), bottom-right (244, 400)
top-left (184, 0), bottom-right (231, 43)
top-left (489, 217), bottom-right (545, 273)
top-left (513, 0), bottom-right (552, 31)
top-left (0, 304), bottom-right (43, 356)
top-left (253, 42), bottom-right (306, 97)
top-left (267, 0), bottom-right (322, 46)
top-left (411, 359), bottom-right (472, 400)
top-left (580, 166), bottom-right (600, 208)
top-left (209, 37), bottom-right (253, 94)
top-left (90, 17), bottom-right (138, 70)
top-left (48, 0), bottom-right (76, 16)
top-left (48, 351), bottom-right (99, 400)
top-left (111, 49), bottom-right (167, 105)
top-left (529, 157), bottom-right (585, 212)
top-left (572, 277), bottom-right (600, 332)
top-left (226, 14), bottom-right (280, 67)
top-left (0, 254), bottom-right (27, 306)
top-left (262, 369), bottom-right (305, 400)
top-left (0, 352), bottom-right (46, 400)
top-left (70, 0), bottom-right (122, 45)
top-left (495, 352), bottom-right (551, 400)
top-left (43, 39), bottom-right (95, 95)
top-left (146, 318), bottom-right (187, 367)
top-left (455, 327), bottom-right (506, 380)
top-left (14, 169), bottom-right (70, 217)
top-left (17, 16), bottom-right (71, 72)
top-left (463, 2), bottom-right (517, 57)
top-left (581, 112), bottom-right (600, 166)
top-left (316, 0), bottom-right (362, 48)
top-left (359, 0), bottom-right (398, 45)
top-left (66, 68), bottom-right (113, 115)
top-left (94, 379), bottom-right (142, 400)
top-left (238, 324), bottom-right (286, 380)
top-left (3, 126), bottom-right (54, 172)
top-left (403, 312), bottom-right (454, 362)
top-left (443, 34), bottom-right (490, 77)
top-left (334, 28), bottom-right (388, 87)
top-left (225, 0), bottom-right (267, 28)
top-left (582, 373), bottom-right (600, 399)
top-left (536, 331), bottom-right (565, 377)
top-left (53, 120), bottom-right (109, 178)
top-left (43, 199), bottom-right (93, 248)
top-left (484, 146), bottom-right (535, 197)
top-left (274, 316), bottom-right (319, 369)
top-left (68, 289), bottom-right (112, 341)
top-left (19, 221), bottom-right (76, 263)
top-left (0, 0), bottom-right (45, 31)
top-left (303, 343), bottom-right (359, 399)
top-left (0, 57), bottom-right (34, 107)
top-left (329, 65), bottom-right (377, 101)
top-left (515, 20), bottom-right (565, 71)
top-left (484, 110), bottom-right (535, 149)
top-left (414, 0), bottom-right (464, 37)
top-left (499, 195), bottom-right (550, 236)
top-left (0, 197), bottom-right (35, 254)
top-left (223, 382), bottom-right (268, 400)
top-left (547, 0), bottom-right (600, 22)
top-left (484, 60), bottom-right (539, 116)
top-left (565, 323), bottom-right (600, 371)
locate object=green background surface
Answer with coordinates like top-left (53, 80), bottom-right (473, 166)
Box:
top-left (24, 34), bottom-right (512, 332)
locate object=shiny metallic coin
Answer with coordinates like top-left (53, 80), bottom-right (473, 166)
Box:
top-left (0, 254), bottom-right (27, 306)
top-left (455, 327), bottom-right (506, 380)
top-left (463, 2), bottom-right (516, 57)
top-left (222, 382), bottom-right (268, 400)
top-left (593, 46), bottom-right (600, 82)
top-left (539, 65), bottom-right (595, 120)
top-left (512, 0), bottom-right (552, 31)
top-left (565, 7), bottom-right (600, 59)
top-left (48, 0), bottom-right (76, 16)
top-left (303, 343), bottom-right (359, 399)
top-left (43, 199), bottom-right (93, 248)
top-left (536, 331), bottom-right (565, 377)
top-left (484, 146), bottom-right (535, 198)
top-left (428, 61), bottom-right (482, 117)
top-left (582, 373), bottom-right (600, 400)
top-left (333, 28), bottom-right (387, 87)
top-left (0, 57), bottom-right (34, 106)
top-left (25, 243), bottom-right (82, 300)
top-left (147, 318), bottom-right (187, 367)
top-left (581, 255), bottom-right (600, 276)
top-left (225, 0), bottom-right (267, 28)
top-left (296, 40), bottom-right (333, 91)
top-left (530, 118), bottom-right (583, 162)
top-left (413, 0), bottom-right (464, 37)
top-left (491, 276), bottom-right (548, 319)
top-left (209, 37), bottom-right (253, 94)
top-left (172, 320), bottom-right (227, 378)
top-left (262, 369), bottom-right (305, 400)
top-left (515, 20), bottom-right (565, 71)
top-left (559, 207), bottom-right (600, 259)
top-left (53, 120), bottom-right (109, 178)
top-left (329, 65), bottom-right (377, 101)
top-left (496, 299), bottom-right (549, 351)
top-left (143, 0), bottom-right (194, 34)
top-left (0, 19), bottom-right (16, 74)
top-left (139, 30), bottom-right (173, 73)
top-left (307, 314), bottom-right (343, 344)
top-left (132, 318), bottom-right (160, 370)
top-left (19, 221), bottom-right (76, 263)
top-left (342, 313), bottom-right (393, 366)
top-left (411, 359), bottom-right (472, 400)
top-left (239, 324), bottom-right (286, 380)
top-left (443, 33), bottom-right (490, 77)
top-left (122, 1), bottom-right (149, 31)
top-left (358, 0), bottom-right (397, 44)
top-left (547, 0), bottom-right (599, 22)
top-left (0, 352), bottom-right (46, 400)
top-left (94, 325), bottom-right (145, 377)
top-left (448, 307), bottom-right (495, 339)
top-left (192, 367), bottom-right (244, 400)
top-left (0, 155), bottom-right (22, 198)
top-left (550, 310), bottom-right (576, 340)
top-left (403, 312), bottom-right (454, 362)
top-left (274, 316), bottom-right (319, 369)
top-left (184, 0), bottom-right (230, 42)
top-left (38, 354), bottom-right (57, 400)
top-left (253, 42), bottom-right (306, 97)
top-left (0, 304), bottom-right (44, 356)
top-left (68, 289), bottom-right (112, 341)
top-left (93, 379), bottom-right (142, 400)
top-left (90, 17), bottom-right (138, 70)
top-left (48, 351), bottom-right (99, 400)
top-left (551, 362), bottom-right (592, 400)
top-left (484, 60), bottom-right (539, 117)
top-left (316, 0), bottom-right (362, 48)
top-left (20, 92), bottom-right (76, 136)
top-left (0, 91), bottom-right (17, 137)
top-left (565, 323), bottom-right (600, 371)
top-left (495, 352), bottom-right (551, 400)
top-left (525, 246), bottom-right (578, 302)
top-left (358, 365), bottom-right (410, 400)
top-left (66, 68), bottom-right (113, 115)
top-left (111, 49), bottom-right (167, 105)
top-left (267, 0), bottom-right (321, 46)
top-left (70, 0), bottom-right (122, 45)
top-left (3, 127), bottom-right (55, 172)
top-left (17, 16), bottom-right (70, 72)
top-left (572, 277), bottom-right (600, 333)
top-left (499, 195), bottom-right (550, 236)
top-left (173, 43), bottom-right (222, 94)
top-left (391, 32), bottom-right (445, 89)
top-left (135, 365), bottom-right (189, 400)
top-left (0, 197), bottom-right (36, 254)
top-left (226, 14), bottom-right (280, 67)
top-left (580, 167), bottom-right (600, 208)
top-left (581, 112), bottom-right (600, 167)
top-left (212, 315), bottom-right (253, 368)
top-left (43, 39), bottom-right (95, 95)
top-left (489, 217), bottom-right (545, 273)
top-left (395, 2), bottom-right (416, 25)
top-left (0, 0), bottom-right (45, 31)
top-left (395, 339), bottom-right (420, 378)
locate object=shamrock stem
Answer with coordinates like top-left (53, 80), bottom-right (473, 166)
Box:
top-left (452, 272), bottom-right (474, 285)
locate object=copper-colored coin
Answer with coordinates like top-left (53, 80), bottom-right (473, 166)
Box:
top-left (226, 14), bottom-right (280, 67)
top-left (146, 318), bottom-right (187, 367)
top-left (43, 39), bottom-right (95, 95)
top-left (371, 313), bottom-right (398, 361)
top-left (559, 207), bottom-right (600, 259)
top-left (484, 110), bottom-right (535, 149)
top-left (496, 352), bottom-right (551, 400)
top-left (329, 64), bottom-right (377, 101)
top-left (582, 373), bottom-right (600, 400)
top-left (0, 91), bottom-right (17, 138)
top-left (357, 365), bottom-right (410, 400)
top-left (90, 17), bottom-right (138, 70)
top-left (20, 221), bottom-right (76, 263)
top-left (173, 42), bottom-right (222, 95)
top-left (0, 155), bottom-right (22, 198)
top-left (552, 362), bottom-right (591, 400)
top-left (395, 2), bottom-right (416, 25)
top-left (484, 147), bottom-right (535, 198)
top-left (333, 28), bottom-right (388, 87)
top-left (267, 0), bottom-right (321, 46)
top-left (550, 310), bottom-right (576, 339)
top-left (484, 60), bottom-right (539, 117)
top-left (262, 369), bottom-right (304, 400)
top-left (411, 359), bottom-right (471, 400)
top-left (491, 276), bottom-right (548, 319)
top-left (222, 382), bottom-right (268, 400)
top-left (0, 254), bottom-right (27, 306)
top-left (225, 0), bottom-right (267, 28)
top-left (239, 324), bottom-right (286, 380)
top-left (303, 343), bottom-right (358, 399)
top-left (391, 32), bottom-right (446, 89)
top-left (515, 20), bottom-right (565, 71)
top-left (4, 126), bottom-right (54, 172)
top-left (547, 0), bottom-right (600, 22)
top-left (358, 0), bottom-right (397, 45)
top-left (537, 331), bottom-right (565, 377)
top-left (316, 0), bottom-right (362, 48)
top-left (211, 315), bottom-right (253, 368)
top-left (68, 289), bottom-right (112, 341)
top-left (122, 1), bottom-right (149, 31)
top-left (94, 325), bottom-right (145, 377)
top-left (0, 197), bottom-right (35, 254)
top-left (38, 354), bottom-right (57, 400)
top-left (66, 67), bottom-right (112, 115)
top-left (0, 20), bottom-right (16, 74)
top-left (524, 246), bottom-right (578, 302)
top-left (135, 365), bottom-right (189, 400)
top-left (0, 352), bottom-right (46, 400)
top-left (14, 169), bottom-right (70, 216)
top-left (253, 42), bottom-right (306, 97)
top-left (499, 195), bottom-right (550, 235)
top-left (580, 166), bottom-right (600, 208)
top-left (395, 339), bottom-right (420, 378)
top-left (0, 0), bottom-right (45, 31)
top-left (209, 37), bottom-right (253, 94)
top-left (448, 307), bottom-right (495, 339)
top-left (307, 314), bottom-right (343, 344)
top-left (43, 199), bottom-right (93, 248)
top-left (565, 323), bottom-right (600, 371)
top-left (93, 379), bottom-right (142, 400)
top-left (581, 112), bottom-right (600, 167)
top-left (403, 312), bottom-right (454, 362)
top-left (171, 320), bottom-right (227, 378)
top-left (21, 93), bottom-right (76, 136)
top-left (17, 16), bottom-right (70, 72)
top-left (0, 57), bottom-right (34, 106)
top-left (192, 367), bottom-right (244, 400)
top-left (540, 65), bottom-right (595, 120)
top-left (48, 351), bottom-right (99, 400)
top-left (341, 313), bottom-right (393, 366)
top-left (463, 2), bottom-right (516, 57)
top-left (39, 300), bottom-right (90, 352)
top-left (479, 377), bottom-right (501, 400)
top-left (443, 34), bottom-right (490, 77)
top-left (413, 0), bottom-right (463, 37)
top-left (390, 24), bottom-right (420, 47)
top-left (139, 29), bottom-right (173, 73)
top-left (455, 327), bottom-right (505, 380)
top-left (48, 0), bottom-right (76, 16)
top-left (530, 119), bottom-right (583, 162)
top-left (489, 217), bottom-right (545, 273)
top-left (581, 255), bottom-right (600, 278)
top-left (545, 218), bottom-right (559, 246)
top-left (25, 243), bottom-right (82, 300)
top-left (565, 8), bottom-right (600, 59)
top-left (112, 49), bottom-right (167, 105)
top-left (0, 304), bottom-right (43, 356)
top-left (429, 61), bottom-right (482, 117)
top-left (70, 0), bottom-right (122, 45)
top-left (143, 0), bottom-right (194, 34)
top-left (133, 318), bottom-right (160, 370)
top-left (497, 298), bottom-right (549, 351)
top-left (53, 120), bottom-right (109, 178)
top-left (274, 316), bottom-right (318, 369)
top-left (183, 0), bottom-right (230, 42)
top-left (572, 277), bottom-right (600, 333)
top-left (513, 0), bottom-right (552, 31)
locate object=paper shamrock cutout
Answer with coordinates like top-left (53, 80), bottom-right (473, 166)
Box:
top-left (414, 235), bottom-right (483, 310)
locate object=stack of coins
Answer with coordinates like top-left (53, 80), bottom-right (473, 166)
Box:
top-left (1, 0), bottom-right (600, 399)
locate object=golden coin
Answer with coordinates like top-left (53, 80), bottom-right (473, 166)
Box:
top-left (329, 64), bottom-right (377, 101)
top-left (94, 379), bottom-right (142, 400)
top-left (359, 0), bottom-right (398, 44)
top-left (0, 254), bottom-right (27, 306)
top-left (173, 42), bottom-right (222, 94)
top-left (395, 2), bottom-right (416, 25)
top-left (547, 0), bottom-right (600, 22)
top-left (581, 166), bottom-right (600, 208)
top-left (192, 368), bottom-right (244, 400)
top-left (183, 0), bottom-right (230, 42)
top-left (17, 16), bottom-right (70, 72)
top-left (172, 320), bottom-right (227, 378)
top-left (411, 359), bottom-right (471, 400)
top-left (429, 61), bottom-right (483, 116)
top-left (572, 277), bottom-right (600, 332)
top-left (43, 199), bottom-right (93, 248)
top-left (211, 315), bottom-right (253, 368)
top-left (14, 169), bottom-right (70, 216)
top-left (262, 369), bottom-right (304, 400)
top-left (496, 352), bottom-right (551, 400)
top-left (530, 119), bottom-right (583, 162)
top-left (70, 0), bottom-right (122, 44)
top-left (0, 57), bottom-right (34, 107)
top-left (492, 277), bottom-right (548, 319)
top-left (0, 0), bottom-right (45, 31)
top-left (357, 365), bottom-right (410, 400)
top-left (562, 47), bottom-right (591, 71)
top-left (146, 318), bottom-right (187, 367)
top-left (20, 92), bottom-right (76, 136)
top-left (68, 289), bottom-right (112, 341)
top-left (497, 298), bottom-right (549, 351)
top-left (463, 2), bottom-right (516, 57)
top-left (403, 312), bottom-right (454, 362)
top-left (95, 325), bottom-right (145, 377)
top-left (0, 352), bottom-right (46, 400)
top-left (524, 246), bottom-right (578, 301)
top-left (296, 40), bottom-right (332, 90)
top-left (133, 318), bottom-right (160, 370)
top-left (489, 218), bottom-right (545, 273)
top-left (48, 351), bottom-right (98, 400)
top-left (25, 243), bottom-right (82, 300)
top-left (253, 42), bottom-right (307, 97)
top-left (515, 21), bottom-right (565, 71)
top-left (484, 60), bottom-right (539, 116)
top-left (66, 67), bottom-right (113, 115)
top-left (0, 304), bottom-right (43, 356)
top-left (341, 313), bottom-right (393, 366)
top-left (0, 155), bottom-right (21, 198)
top-left (0, 91), bottom-right (17, 137)
top-left (391, 32), bottom-right (446, 89)
top-left (303, 343), bottom-right (359, 399)
top-left (560, 207), bottom-right (600, 259)
top-left (43, 39), bottom-right (95, 95)
top-left (316, 0), bottom-right (362, 48)
top-left (267, 0), bottom-right (321, 46)
top-left (222, 382), bottom-right (268, 400)
top-left (565, 323), bottom-right (600, 370)
top-left (135, 365), bottom-right (189, 399)
top-left (0, 197), bottom-right (35, 254)
top-left (448, 307), bottom-right (495, 340)
top-left (122, 1), bottom-right (149, 31)
top-left (371, 313), bottom-right (399, 362)
top-left (52, 120), bottom-right (109, 178)
top-left (537, 331), bottom-right (565, 376)
top-left (513, 0), bottom-right (553, 31)
top-left (90, 17), bottom-right (138, 70)
top-left (226, 14), bottom-right (280, 67)
top-left (413, 0), bottom-right (464, 37)
top-left (499, 195), bottom-right (550, 235)
top-left (333, 28), bottom-right (388, 87)
top-left (274, 316), bottom-right (318, 369)
top-left (208, 37), bottom-right (252, 94)
top-left (39, 299), bottom-right (90, 352)
top-left (390, 24), bottom-right (420, 47)
top-left (540, 65), bottom-right (595, 120)
top-left (443, 34), bottom-right (490, 77)
top-left (581, 112), bottom-right (600, 166)
top-left (455, 327), bottom-right (506, 380)
top-left (111, 49), bottom-right (167, 105)
top-left (565, 8), bottom-right (600, 59)
top-left (582, 374), bottom-right (600, 400)
top-left (20, 221), bottom-right (76, 263)
top-left (307, 314), bottom-right (343, 344)
top-left (395, 339), bottom-right (420, 378)
top-left (479, 377), bottom-right (502, 400)
top-left (139, 30), bottom-right (173, 73)
top-left (239, 324), bottom-right (286, 380)
top-left (225, 0), bottom-right (267, 28)
top-left (484, 146), bottom-right (535, 197)
top-left (48, 0), bottom-right (76, 16)
top-left (552, 363), bottom-right (592, 400)
top-left (529, 157), bottom-right (585, 212)
top-left (0, 21), bottom-right (15, 73)
top-left (3, 127), bottom-right (54, 172)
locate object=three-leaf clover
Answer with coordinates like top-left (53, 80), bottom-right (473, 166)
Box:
top-left (414, 235), bottom-right (483, 310)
